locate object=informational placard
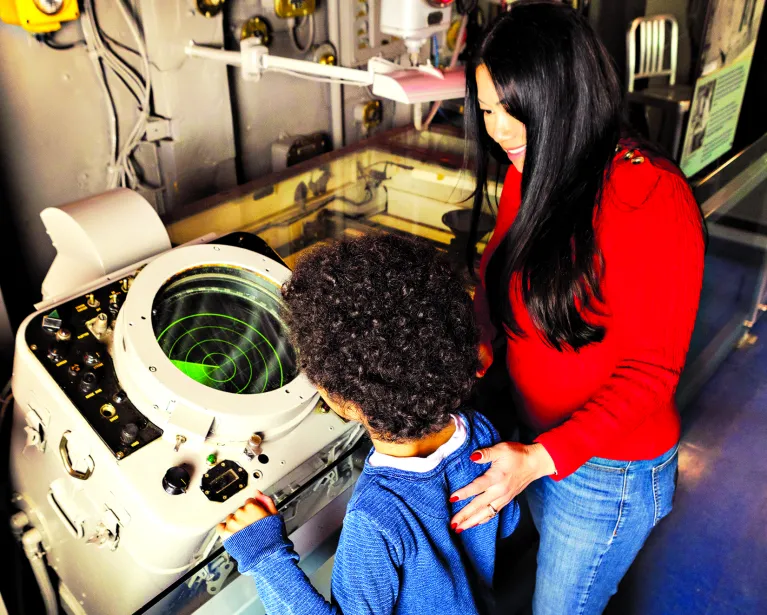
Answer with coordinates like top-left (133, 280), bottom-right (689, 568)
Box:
top-left (680, 0), bottom-right (766, 176)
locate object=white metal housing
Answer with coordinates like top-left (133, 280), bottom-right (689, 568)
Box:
top-left (380, 0), bottom-right (453, 55)
top-left (9, 235), bottom-right (361, 615)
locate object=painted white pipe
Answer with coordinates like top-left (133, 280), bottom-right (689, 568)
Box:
top-left (184, 43), bottom-right (242, 66)
top-left (185, 41), bottom-right (372, 86)
top-left (21, 528), bottom-right (57, 615)
top-left (327, 0), bottom-right (345, 149)
top-left (10, 511), bottom-right (29, 537)
top-left (413, 102), bottom-right (423, 130)
top-left (262, 55), bottom-right (374, 85)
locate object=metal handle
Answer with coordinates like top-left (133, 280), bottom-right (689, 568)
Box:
top-left (47, 490), bottom-right (84, 539)
top-left (59, 432), bottom-right (94, 480)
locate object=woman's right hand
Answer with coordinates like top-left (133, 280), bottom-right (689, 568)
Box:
top-left (477, 339), bottom-right (493, 378)
top-left (450, 442), bottom-right (556, 531)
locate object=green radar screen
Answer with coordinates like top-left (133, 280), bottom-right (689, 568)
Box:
top-left (152, 265), bottom-right (298, 394)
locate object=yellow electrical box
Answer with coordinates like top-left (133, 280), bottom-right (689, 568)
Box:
top-left (275, 0), bottom-right (316, 19)
top-left (0, 0), bottom-right (80, 34)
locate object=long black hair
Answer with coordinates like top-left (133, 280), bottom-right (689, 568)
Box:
top-left (466, 1), bottom-right (623, 351)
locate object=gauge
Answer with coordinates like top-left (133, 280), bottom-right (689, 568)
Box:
top-left (34, 0), bottom-right (64, 15)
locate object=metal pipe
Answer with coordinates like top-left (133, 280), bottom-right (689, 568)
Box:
top-left (21, 528), bottom-right (57, 615)
top-left (327, 0), bottom-right (345, 149)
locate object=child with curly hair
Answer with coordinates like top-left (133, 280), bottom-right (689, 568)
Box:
top-left (218, 233), bottom-right (519, 615)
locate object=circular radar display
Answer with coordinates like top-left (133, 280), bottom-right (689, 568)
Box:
top-left (152, 265), bottom-right (298, 394)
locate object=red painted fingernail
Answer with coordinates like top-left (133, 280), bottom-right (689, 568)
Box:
top-left (450, 522), bottom-right (457, 530)
top-left (456, 528), bottom-right (464, 534)
top-left (449, 495), bottom-right (459, 503)
top-left (470, 452), bottom-right (482, 462)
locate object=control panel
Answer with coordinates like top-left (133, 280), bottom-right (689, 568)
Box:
top-left (25, 277), bottom-right (163, 460)
top-left (23, 232), bottom-right (288, 463)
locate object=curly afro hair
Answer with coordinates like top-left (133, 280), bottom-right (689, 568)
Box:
top-left (282, 233), bottom-right (479, 442)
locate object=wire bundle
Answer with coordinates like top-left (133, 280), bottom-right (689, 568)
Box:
top-left (81, 0), bottom-right (155, 191)
top-left (34, 32), bottom-right (84, 50)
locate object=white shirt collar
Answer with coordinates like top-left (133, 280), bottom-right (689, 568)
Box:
top-left (367, 415), bottom-right (468, 473)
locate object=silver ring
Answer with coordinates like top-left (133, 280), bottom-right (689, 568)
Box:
top-left (488, 504), bottom-right (498, 518)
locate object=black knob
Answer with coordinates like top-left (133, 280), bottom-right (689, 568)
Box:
top-left (112, 390), bottom-right (128, 404)
top-left (162, 466), bottom-right (190, 495)
top-left (79, 370), bottom-right (99, 394)
top-left (83, 351), bottom-right (100, 366)
top-left (120, 423), bottom-right (139, 445)
top-left (47, 346), bottom-right (64, 363)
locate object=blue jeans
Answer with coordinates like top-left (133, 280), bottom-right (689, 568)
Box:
top-left (525, 444), bottom-right (679, 615)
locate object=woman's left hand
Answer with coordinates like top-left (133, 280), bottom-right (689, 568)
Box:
top-left (450, 442), bottom-right (556, 531)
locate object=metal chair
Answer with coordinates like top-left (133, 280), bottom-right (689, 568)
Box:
top-left (625, 14), bottom-right (692, 161)
top-left (627, 14), bottom-right (680, 92)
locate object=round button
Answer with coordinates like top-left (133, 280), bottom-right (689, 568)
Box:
top-left (112, 390), bottom-right (128, 404)
top-left (162, 466), bottom-right (190, 495)
top-left (120, 423), bottom-right (139, 445)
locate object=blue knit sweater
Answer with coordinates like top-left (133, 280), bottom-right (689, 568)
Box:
top-left (224, 412), bottom-right (519, 615)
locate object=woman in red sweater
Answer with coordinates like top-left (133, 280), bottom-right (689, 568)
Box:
top-left (449, 3), bottom-right (705, 613)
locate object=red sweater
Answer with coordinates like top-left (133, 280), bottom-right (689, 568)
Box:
top-left (476, 148), bottom-right (705, 480)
